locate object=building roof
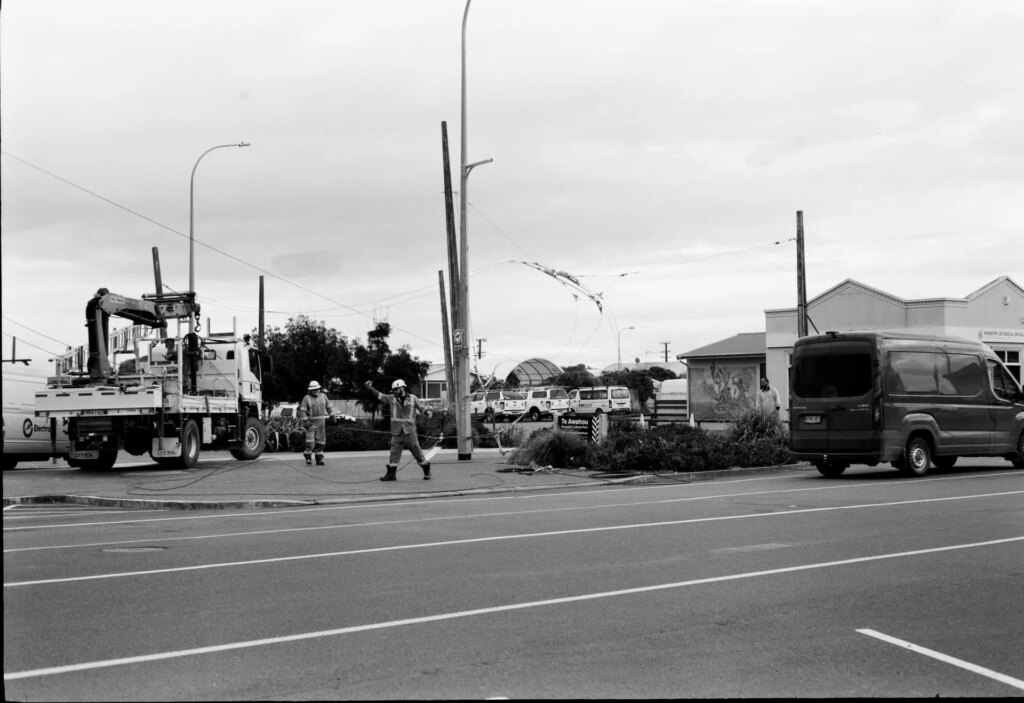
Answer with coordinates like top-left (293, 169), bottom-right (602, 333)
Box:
top-left (764, 275), bottom-right (1023, 314)
top-left (677, 332), bottom-right (766, 360)
top-left (489, 358), bottom-right (564, 387)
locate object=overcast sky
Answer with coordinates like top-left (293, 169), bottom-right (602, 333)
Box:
top-left (3, 0), bottom-right (1022, 392)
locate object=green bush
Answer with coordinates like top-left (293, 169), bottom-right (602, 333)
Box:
top-left (509, 419), bottom-right (791, 474)
top-left (507, 428), bottom-right (591, 468)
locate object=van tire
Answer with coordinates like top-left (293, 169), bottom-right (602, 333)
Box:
top-left (1013, 433), bottom-right (1024, 469)
top-left (901, 436), bottom-right (932, 477)
top-left (815, 459), bottom-right (846, 477)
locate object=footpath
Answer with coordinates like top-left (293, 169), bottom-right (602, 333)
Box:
top-left (2, 449), bottom-right (805, 510)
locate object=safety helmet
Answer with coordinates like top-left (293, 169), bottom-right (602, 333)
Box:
top-left (391, 379), bottom-right (407, 390)
top-left (308, 380), bottom-right (321, 391)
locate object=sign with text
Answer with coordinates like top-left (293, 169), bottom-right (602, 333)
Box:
top-left (557, 414), bottom-right (607, 443)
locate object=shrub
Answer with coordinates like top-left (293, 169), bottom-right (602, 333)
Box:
top-left (507, 428), bottom-right (592, 468)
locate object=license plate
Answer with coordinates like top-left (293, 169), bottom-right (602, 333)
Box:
top-left (804, 415), bottom-right (822, 425)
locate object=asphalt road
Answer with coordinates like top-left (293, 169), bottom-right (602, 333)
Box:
top-left (4, 459), bottom-right (1023, 700)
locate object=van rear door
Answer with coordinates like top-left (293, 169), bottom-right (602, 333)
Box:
top-left (790, 338), bottom-right (875, 454)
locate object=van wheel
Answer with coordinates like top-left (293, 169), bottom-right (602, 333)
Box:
top-left (900, 436), bottom-right (932, 477)
top-left (934, 456), bottom-right (957, 470)
top-left (1012, 433), bottom-right (1024, 469)
top-left (815, 459), bottom-right (846, 477)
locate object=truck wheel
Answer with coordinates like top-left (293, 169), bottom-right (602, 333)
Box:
top-left (77, 449), bottom-right (118, 472)
top-left (484, 409), bottom-right (494, 423)
top-left (179, 420), bottom-right (201, 469)
top-left (530, 408), bottom-right (541, 423)
top-left (231, 416), bottom-right (266, 460)
top-left (900, 436), bottom-right (931, 477)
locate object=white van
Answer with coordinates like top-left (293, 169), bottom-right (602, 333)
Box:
top-left (3, 404), bottom-right (71, 470)
top-left (524, 387), bottom-right (570, 422)
top-left (468, 390), bottom-right (527, 422)
top-left (568, 386), bottom-right (632, 416)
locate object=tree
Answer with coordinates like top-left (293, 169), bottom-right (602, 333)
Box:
top-left (544, 364), bottom-right (598, 389)
top-left (352, 321), bottom-right (430, 416)
top-left (262, 316), bottom-right (351, 403)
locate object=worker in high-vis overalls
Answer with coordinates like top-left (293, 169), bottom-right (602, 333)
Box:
top-left (298, 380), bottom-right (335, 465)
top-left (364, 378), bottom-right (434, 481)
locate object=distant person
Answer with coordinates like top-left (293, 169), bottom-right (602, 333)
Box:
top-left (298, 380), bottom-right (336, 465)
top-left (757, 377), bottom-right (781, 415)
top-left (364, 378), bottom-right (433, 481)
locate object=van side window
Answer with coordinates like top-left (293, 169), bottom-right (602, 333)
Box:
top-left (988, 361), bottom-right (1020, 401)
top-left (941, 354), bottom-right (983, 396)
top-left (889, 352), bottom-right (937, 394)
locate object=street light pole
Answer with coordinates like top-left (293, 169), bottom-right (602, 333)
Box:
top-left (617, 326), bottom-right (635, 370)
top-left (456, 0), bottom-right (491, 460)
top-left (189, 142), bottom-right (250, 295)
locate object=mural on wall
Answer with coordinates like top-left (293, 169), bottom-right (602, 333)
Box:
top-left (691, 362), bottom-right (758, 420)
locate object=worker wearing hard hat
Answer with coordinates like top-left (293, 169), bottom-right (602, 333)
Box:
top-left (298, 380), bottom-right (336, 465)
top-left (364, 378), bottom-right (434, 481)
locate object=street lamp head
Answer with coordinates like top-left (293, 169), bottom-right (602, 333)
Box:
top-left (238, 142), bottom-right (251, 148)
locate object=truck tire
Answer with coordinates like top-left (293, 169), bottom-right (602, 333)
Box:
top-left (231, 416), bottom-right (266, 461)
top-left (77, 449), bottom-right (118, 472)
top-left (178, 420), bottom-right (201, 469)
top-left (530, 408), bottom-right (542, 422)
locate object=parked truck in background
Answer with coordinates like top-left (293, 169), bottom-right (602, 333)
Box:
top-left (33, 271), bottom-right (271, 471)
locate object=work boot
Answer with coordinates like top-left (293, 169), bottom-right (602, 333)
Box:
top-left (304, 453), bottom-right (312, 465)
top-left (315, 454), bottom-right (325, 466)
top-left (380, 465), bottom-right (397, 482)
top-left (422, 462), bottom-right (431, 480)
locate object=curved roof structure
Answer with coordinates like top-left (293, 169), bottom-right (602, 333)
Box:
top-left (489, 358), bottom-right (563, 387)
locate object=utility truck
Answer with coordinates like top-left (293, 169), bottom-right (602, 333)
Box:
top-left (34, 254), bottom-right (271, 471)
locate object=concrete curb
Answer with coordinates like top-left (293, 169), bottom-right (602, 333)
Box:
top-left (2, 465), bottom-right (808, 510)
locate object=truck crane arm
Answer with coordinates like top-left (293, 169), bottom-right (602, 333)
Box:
top-left (86, 289), bottom-right (200, 380)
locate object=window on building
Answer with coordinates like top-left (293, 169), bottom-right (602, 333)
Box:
top-left (994, 349), bottom-right (1021, 383)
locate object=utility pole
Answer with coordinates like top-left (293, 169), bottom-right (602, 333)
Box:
top-left (660, 342), bottom-right (670, 363)
top-left (457, 0), bottom-right (492, 460)
top-left (438, 271), bottom-right (455, 405)
top-left (441, 123), bottom-right (460, 412)
top-left (796, 210), bottom-right (808, 338)
top-left (475, 338), bottom-right (486, 360)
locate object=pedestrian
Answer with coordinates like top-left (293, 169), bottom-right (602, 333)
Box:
top-left (298, 380), bottom-right (336, 465)
top-left (364, 378), bottom-right (434, 481)
top-left (757, 377), bottom-right (781, 415)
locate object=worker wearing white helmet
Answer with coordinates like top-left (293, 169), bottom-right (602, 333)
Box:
top-left (364, 377), bottom-right (434, 481)
top-left (298, 380), bottom-right (336, 465)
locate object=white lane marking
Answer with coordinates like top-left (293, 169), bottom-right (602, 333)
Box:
top-left (4, 469), bottom-right (1016, 537)
top-left (857, 628), bottom-right (1024, 691)
top-left (6, 491), bottom-right (1022, 587)
top-left (5, 537), bottom-right (1021, 682)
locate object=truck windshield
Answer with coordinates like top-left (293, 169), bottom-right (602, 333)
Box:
top-left (791, 340), bottom-right (873, 398)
